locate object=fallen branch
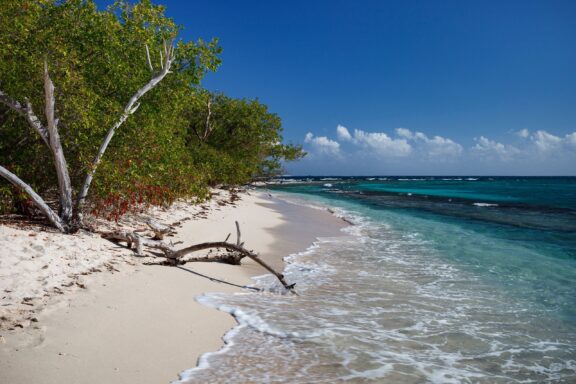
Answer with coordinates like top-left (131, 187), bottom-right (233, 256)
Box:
top-left (146, 218), bottom-right (172, 240)
top-left (101, 230), bottom-right (174, 258)
top-left (100, 221), bottom-right (295, 292)
top-left (171, 241), bottom-right (294, 291)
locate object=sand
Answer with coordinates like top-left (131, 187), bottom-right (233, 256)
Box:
top-left (0, 190), bottom-right (344, 383)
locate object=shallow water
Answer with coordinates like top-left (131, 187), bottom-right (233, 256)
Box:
top-left (180, 177), bottom-right (576, 383)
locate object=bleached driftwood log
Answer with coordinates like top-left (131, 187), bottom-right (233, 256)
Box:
top-left (146, 218), bottom-right (173, 240)
top-left (101, 221), bottom-right (296, 292)
top-left (102, 230), bottom-right (175, 258)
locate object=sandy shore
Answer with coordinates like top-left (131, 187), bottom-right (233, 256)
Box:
top-left (0, 190), bottom-right (344, 384)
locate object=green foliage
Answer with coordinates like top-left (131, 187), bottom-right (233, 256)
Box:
top-left (186, 92), bottom-right (305, 185)
top-left (0, 0), bottom-right (303, 219)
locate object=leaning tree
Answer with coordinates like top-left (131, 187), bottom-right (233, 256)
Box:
top-left (0, 43), bottom-right (174, 232)
top-left (0, 0), bottom-right (194, 232)
top-left (0, 0), bottom-right (221, 232)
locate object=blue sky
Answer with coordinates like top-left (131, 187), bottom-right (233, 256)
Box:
top-left (97, 0), bottom-right (576, 175)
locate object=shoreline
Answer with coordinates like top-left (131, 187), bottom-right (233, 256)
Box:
top-left (0, 190), bottom-right (345, 384)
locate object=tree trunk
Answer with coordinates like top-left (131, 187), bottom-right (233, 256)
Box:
top-left (0, 166), bottom-right (65, 232)
top-left (44, 60), bottom-right (73, 226)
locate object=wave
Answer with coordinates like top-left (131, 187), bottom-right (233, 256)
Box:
top-left (397, 178), bottom-right (427, 181)
top-left (179, 193), bottom-right (576, 383)
top-left (473, 202), bottom-right (499, 207)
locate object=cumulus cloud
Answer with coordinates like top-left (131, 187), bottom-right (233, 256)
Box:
top-left (395, 127), bottom-right (413, 139)
top-left (336, 125), bottom-right (352, 141)
top-left (295, 125), bottom-right (576, 175)
top-left (395, 128), bottom-right (463, 159)
top-left (472, 136), bottom-right (520, 161)
top-left (566, 132), bottom-right (576, 147)
top-left (514, 129), bottom-right (576, 151)
top-left (351, 129), bottom-right (412, 157)
top-left (303, 125), bottom-right (462, 162)
top-left (471, 129), bottom-right (576, 165)
top-left (532, 130), bottom-right (563, 152)
top-left (335, 125), bottom-right (413, 157)
top-left (303, 132), bottom-right (340, 156)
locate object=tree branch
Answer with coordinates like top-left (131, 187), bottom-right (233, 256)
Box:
top-left (146, 218), bottom-right (172, 240)
top-left (203, 96), bottom-right (212, 141)
top-left (0, 91), bottom-right (49, 147)
top-left (145, 44), bottom-right (154, 72)
top-left (172, 241), bottom-right (294, 291)
top-left (0, 165), bottom-right (65, 232)
top-left (101, 221), bottom-right (296, 292)
top-left (75, 41), bottom-right (176, 216)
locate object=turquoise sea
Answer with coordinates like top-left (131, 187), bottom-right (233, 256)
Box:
top-left (181, 177), bottom-right (576, 383)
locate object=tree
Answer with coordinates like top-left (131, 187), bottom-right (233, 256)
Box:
top-left (0, 0), bottom-right (221, 231)
top-left (0, 40), bottom-right (176, 232)
top-left (186, 93), bottom-right (305, 185)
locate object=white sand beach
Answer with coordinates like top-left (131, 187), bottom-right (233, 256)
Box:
top-left (0, 190), bottom-right (345, 384)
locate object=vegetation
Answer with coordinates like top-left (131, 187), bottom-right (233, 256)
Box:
top-left (0, 0), bottom-right (304, 228)
top-left (186, 92), bottom-right (304, 185)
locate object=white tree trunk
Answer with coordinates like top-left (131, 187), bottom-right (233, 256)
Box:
top-left (75, 41), bottom-right (176, 215)
top-left (0, 166), bottom-right (65, 232)
top-left (44, 61), bottom-right (73, 224)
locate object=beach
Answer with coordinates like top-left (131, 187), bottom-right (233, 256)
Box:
top-left (184, 178), bottom-right (576, 383)
top-left (0, 190), bottom-right (345, 384)
top-left (2, 179), bottom-right (575, 383)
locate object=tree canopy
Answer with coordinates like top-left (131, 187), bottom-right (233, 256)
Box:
top-left (0, 0), bottom-right (304, 222)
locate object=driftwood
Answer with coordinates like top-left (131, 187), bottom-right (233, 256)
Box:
top-left (102, 221), bottom-right (295, 292)
top-left (102, 230), bottom-right (174, 258)
top-left (146, 218), bottom-right (173, 240)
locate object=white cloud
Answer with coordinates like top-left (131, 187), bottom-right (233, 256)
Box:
top-left (395, 127), bottom-right (413, 139)
top-left (565, 132), bottom-right (576, 147)
top-left (424, 135), bottom-right (463, 158)
top-left (395, 128), bottom-right (462, 159)
top-left (532, 130), bottom-right (562, 152)
top-left (472, 136), bottom-right (520, 161)
top-left (293, 126), bottom-right (576, 175)
top-left (336, 125), bottom-right (352, 141)
top-left (303, 132), bottom-right (340, 156)
top-left (351, 129), bottom-right (412, 157)
top-left (339, 125), bottom-right (415, 157)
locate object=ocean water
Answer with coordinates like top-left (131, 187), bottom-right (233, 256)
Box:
top-left (180, 177), bottom-right (576, 383)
